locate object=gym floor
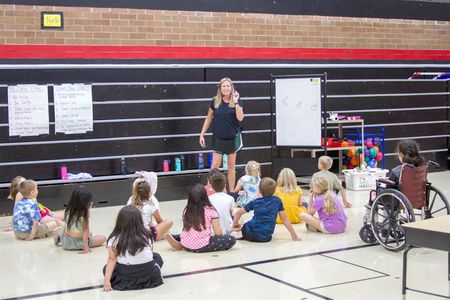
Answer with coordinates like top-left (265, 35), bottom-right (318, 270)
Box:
top-left (1, 171), bottom-right (449, 300)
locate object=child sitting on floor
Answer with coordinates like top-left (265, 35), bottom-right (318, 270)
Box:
top-left (301, 177), bottom-right (347, 234)
top-left (54, 187), bottom-right (106, 253)
top-left (275, 168), bottom-right (307, 224)
top-left (12, 180), bottom-right (61, 240)
top-left (233, 160), bottom-right (261, 207)
top-left (232, 177), bottom-right (301, 242)
top-left (128, 178), bottom-right (173, 241)
top-left (6, 176), bottom-right (64, 231)
top-left (165, 184), bottom-right (236, 253)
top-left (310, 156), bottom-right (351, 208)
top-left (208, 173), bottom-right (235, 234)
top-left (103, 205), bottom-right (164, 291)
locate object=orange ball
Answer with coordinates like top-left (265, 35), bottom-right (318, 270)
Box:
top-left (347, 149), bottom-right (355, 158)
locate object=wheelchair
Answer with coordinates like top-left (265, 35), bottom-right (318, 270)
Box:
top-left (359, 161), bottom-right (450, 251)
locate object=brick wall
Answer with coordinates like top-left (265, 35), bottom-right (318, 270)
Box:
top-left (0, 4), bottom-right (448, 49)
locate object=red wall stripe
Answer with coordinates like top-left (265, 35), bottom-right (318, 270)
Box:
top-left (0, 45), bottom-right (449, 61)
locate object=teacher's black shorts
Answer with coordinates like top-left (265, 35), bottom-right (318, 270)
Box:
top-left (212, 132), bottom-right (243, 155)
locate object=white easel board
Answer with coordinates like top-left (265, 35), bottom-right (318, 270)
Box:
top-left (275, 77), bottom-right (322, 147)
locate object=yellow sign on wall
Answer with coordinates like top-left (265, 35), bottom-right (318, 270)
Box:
top-left (41, 12), bottom-right (64, 29)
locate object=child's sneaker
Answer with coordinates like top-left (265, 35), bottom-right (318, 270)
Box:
top-left (305, 223), bottom-right (322, 233)
top-left (230, 230), bottom-right (243, 239)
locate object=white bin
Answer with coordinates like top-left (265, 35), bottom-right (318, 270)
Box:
top-left (343, 168), bottom-right (389, 191)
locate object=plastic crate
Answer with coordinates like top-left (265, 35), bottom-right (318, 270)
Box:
top-left (343, 168), bottom-right (388, 191)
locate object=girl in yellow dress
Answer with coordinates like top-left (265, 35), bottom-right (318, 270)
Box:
top-left (275, 168), bottom-right (307, 224)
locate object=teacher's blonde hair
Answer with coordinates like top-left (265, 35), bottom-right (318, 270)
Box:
top-left (214, 77), bottom-right (236, 109)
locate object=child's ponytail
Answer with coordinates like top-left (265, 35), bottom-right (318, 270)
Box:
top-left (312, 177), bottom-right (337, 215)
top-left (323, 190), bottom-right (337, 215)
top-left (130, 179), bottom-right (151, 207)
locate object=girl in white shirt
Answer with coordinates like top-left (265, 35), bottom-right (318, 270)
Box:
top-left (103, 206), bottom-right (164, 291)
top-left (127, 177), bottom-right (173, 240)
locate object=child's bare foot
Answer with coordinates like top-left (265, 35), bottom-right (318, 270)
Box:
top-left (164, 233), bottom-right (183, 251)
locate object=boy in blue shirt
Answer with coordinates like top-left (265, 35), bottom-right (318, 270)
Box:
top-left (13, 180), bottom-right (59, 240)
top-left (232, 177), bottom-right (301, 242)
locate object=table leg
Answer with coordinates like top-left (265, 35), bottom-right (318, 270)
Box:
top-left (402, 246), bottom-right (412, 295)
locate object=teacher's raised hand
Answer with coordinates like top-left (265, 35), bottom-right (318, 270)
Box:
top-left (233, 90), bottom-right (240, 104)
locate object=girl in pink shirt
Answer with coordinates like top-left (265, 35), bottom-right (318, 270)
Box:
top-left (165, 184), bottom-right (236, 253)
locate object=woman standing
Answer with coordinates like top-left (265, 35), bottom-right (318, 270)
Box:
top-left (199, 78), bottom-right (244, 191)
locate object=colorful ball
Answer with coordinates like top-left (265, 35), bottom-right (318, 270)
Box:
top-left (343, 156), bottom-right (351, 165)
top-left (369, 148), bottom-right (377, 158)
top-left (368, 159), bottom-right (376, 168)
top-left (350, 156), bottom-right (358, 166)
top-left (347, 149), bottom-right (355, 157)
top-left (364, 149), bottom-right (370, 157)
top-left (373, 137), bottom-right (381, 146)
top-left (365, 140), bottom-right (373, 148)
top-left (375, 151), bottom-right (383, 161)
top-left (365, 157), bottom-right (370, 163)
top-left (373, 146), bottom-right (379, 152)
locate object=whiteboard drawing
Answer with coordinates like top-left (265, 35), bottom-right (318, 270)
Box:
top-left (275, 77), bottom-right (322, 147)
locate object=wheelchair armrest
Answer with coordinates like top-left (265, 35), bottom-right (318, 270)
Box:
top-left (427, 161), bottom-right (440, 169)
top-left (377, 178), bottom-right (396, 186)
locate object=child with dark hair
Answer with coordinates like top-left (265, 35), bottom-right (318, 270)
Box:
top-left (232, 177), bottom-right (301, 242)
top-left (208, 173), bottom-right (235, 234)
top-left (363, 140), bottom-right (426, 221)
top-left (128, 178), bottom-right (173, 241)
top-left (103, 206), bottom-right (164, 292)
top-left (389, 139), bottom-right (425, 184)
top-left (204, 168), bottom-right (221, 196)
top-left (54, 187), bottom-right (105, 253)
top-left (165, 184), bottom-right (236, 253)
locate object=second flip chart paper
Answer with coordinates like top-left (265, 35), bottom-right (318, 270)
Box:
top-left (54, 84), bottom-right (93, 134)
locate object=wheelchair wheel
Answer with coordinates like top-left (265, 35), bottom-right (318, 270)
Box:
top-left (359, 225), bottom-right (377, 244)
top-left (370, 189), bottom-right (415, 252)
top-left (425, 185), bottom-right (450, 219)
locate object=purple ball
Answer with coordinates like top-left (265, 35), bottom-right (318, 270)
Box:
top-left (343, 157), bottom-right (350, 165)
top-left (364, 149), bottom-right (370, 157)
top-left (373, 137), bottom-right (381, 146)
top-left (369, 159), bottom-right (376, 168)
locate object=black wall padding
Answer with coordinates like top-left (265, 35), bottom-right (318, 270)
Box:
top-left (0, 64), bottom-right (448, 213)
